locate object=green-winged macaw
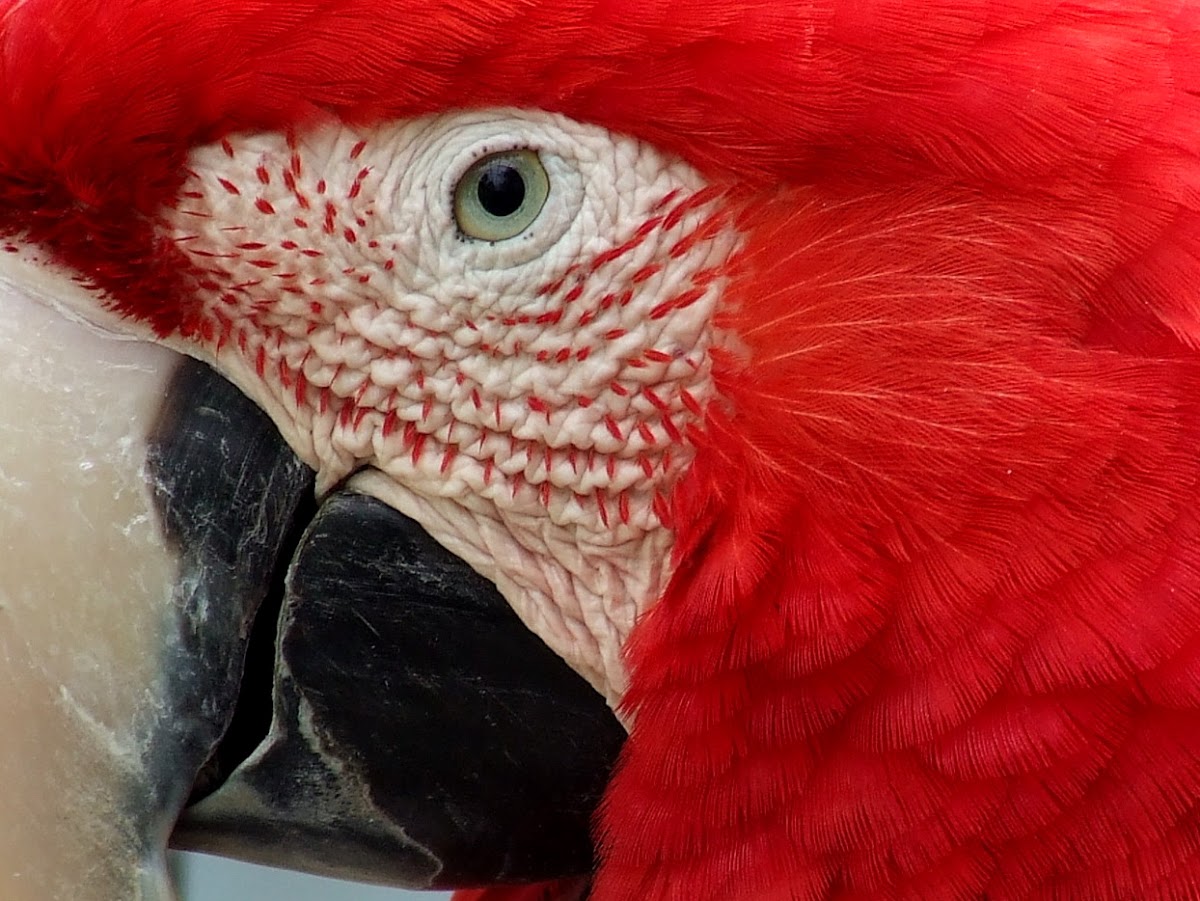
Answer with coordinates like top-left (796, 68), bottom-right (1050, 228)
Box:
top-left (4, 0), bottom-right (1200, 899)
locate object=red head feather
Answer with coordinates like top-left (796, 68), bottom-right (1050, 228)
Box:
top-left (6, 1), bottom-right (1200, 898)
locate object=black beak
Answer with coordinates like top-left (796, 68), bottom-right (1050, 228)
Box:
top-left (153, 359), bottom-right (625, 889)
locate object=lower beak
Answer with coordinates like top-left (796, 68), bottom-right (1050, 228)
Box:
top-left (0, 277), bottom-right (623, 898)
top-left (170, 372), bottom-right (626, 887)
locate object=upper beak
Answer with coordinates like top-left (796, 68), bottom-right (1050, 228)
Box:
top-left (0, 258), bottom-right (623, 898)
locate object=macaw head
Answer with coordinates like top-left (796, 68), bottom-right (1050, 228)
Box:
top-left (5, 0), bottom-right (1200, 898)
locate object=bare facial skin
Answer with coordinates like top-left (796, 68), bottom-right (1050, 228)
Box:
top-left (159, 110), bottom-right (736, 702)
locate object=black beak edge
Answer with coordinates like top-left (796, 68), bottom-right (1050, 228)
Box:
top-left (151, 359), bottom-right (625, 890)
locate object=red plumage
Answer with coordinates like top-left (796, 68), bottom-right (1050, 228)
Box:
top-left (5, 0), bottom-right (1200, 897)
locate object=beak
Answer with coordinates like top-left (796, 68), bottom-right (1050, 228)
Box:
top-left (0, 261), bottom-right (623, 898)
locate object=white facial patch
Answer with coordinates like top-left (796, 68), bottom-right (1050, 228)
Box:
top-left (160, 109), bottom-right (736, 704)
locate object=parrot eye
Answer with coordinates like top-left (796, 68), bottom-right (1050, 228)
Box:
top-left (453, 149), bottom-right (550, 242)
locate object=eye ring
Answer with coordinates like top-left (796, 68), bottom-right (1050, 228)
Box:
top-left (453, 149), bottom-right (550, 242)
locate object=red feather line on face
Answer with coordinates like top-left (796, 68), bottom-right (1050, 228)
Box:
top-left (6, 0), bottom-right (1200, 899)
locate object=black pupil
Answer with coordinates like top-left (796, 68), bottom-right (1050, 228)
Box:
top-left (476, 162), bottom-right (527, 218)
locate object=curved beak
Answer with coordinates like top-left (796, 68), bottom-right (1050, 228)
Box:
top-left (173, 479), bottom-right (624, 889)
top-left (0, 265), bottom-right (622, 897)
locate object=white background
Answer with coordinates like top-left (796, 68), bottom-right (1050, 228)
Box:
top-left (173, 852), bottom-right (452, 901)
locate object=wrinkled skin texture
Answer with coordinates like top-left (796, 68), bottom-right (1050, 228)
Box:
top-left (5, 1), bottom-right (1200, 899)
top-left (156, 112), bottom-right (733, 704)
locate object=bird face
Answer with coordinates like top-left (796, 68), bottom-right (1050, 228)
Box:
top-left (153, 109), bottom-right (738, 700)
top-left (11, 1), bottom-right (1200, 897)
top-left (0, 100), bottom-right (739, 897)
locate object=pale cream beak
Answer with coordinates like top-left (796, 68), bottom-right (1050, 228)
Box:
top-left (0, 274), bottom-right (188, 901)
